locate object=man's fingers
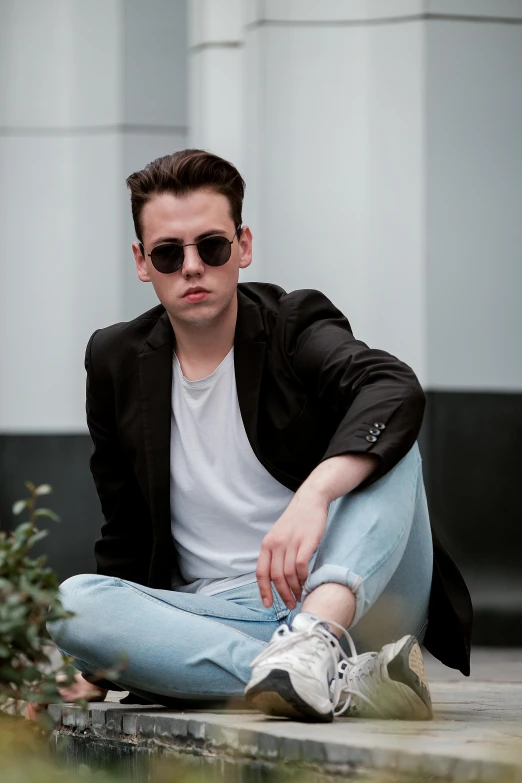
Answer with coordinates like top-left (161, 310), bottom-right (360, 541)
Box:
top-left (270, 549), bottom-right (296, 610)
top-left (256, 547), bottom-right (273, 607)
top-left (283, 546), bottom-right (302, 604)
top-left (296, 545), bottom-right (313, 588)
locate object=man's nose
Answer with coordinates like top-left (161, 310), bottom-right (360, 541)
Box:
top-left (181, 244), bottom-right (204, 275)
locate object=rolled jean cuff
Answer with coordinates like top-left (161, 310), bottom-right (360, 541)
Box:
top-left (302, 564), bottom-right (367, 628)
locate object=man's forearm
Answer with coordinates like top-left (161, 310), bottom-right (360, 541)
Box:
top-left (296, 453), bottom-right (379, 505)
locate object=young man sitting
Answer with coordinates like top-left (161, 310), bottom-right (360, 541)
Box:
top-left (47, 150), bottom-right (472, 722)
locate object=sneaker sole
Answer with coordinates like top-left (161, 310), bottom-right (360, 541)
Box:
top-left (245, 669), bottom-right (334, 723)
top-left (387, 636), bottom-right (433, 720)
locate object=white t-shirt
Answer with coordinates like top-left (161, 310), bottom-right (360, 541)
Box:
top-left (170, 347), bottom-right (295, 596)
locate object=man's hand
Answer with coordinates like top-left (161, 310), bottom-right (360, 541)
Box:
top-left (256, 452), bottom-right (379, 610)
top-left (256, 491), bottom-right (328, 609)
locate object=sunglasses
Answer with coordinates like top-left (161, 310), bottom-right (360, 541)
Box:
top-left (141, 229), bottom-right (240, 274)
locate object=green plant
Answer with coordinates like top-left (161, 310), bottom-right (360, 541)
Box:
top-left (0, 482), bottom-right (76, 717)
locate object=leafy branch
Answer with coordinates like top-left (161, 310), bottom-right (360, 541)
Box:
top-left (0, 483), bottom-right (76, 720)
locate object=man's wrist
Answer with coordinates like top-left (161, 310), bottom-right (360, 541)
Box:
top-left (294, 478), bottom-right (332, 507)
top-left (296, 453), bottom-right (379, 505)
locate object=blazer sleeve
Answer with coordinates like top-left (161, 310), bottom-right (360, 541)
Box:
top-left (85, 330), bottom-right (153, 584)
top-left (281, 289), bottom-right (425, 489)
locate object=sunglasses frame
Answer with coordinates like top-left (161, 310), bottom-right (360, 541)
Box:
top-left (139, 228), bottom-right (242, 274)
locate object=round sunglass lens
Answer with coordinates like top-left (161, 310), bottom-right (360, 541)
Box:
top-left (150, 244), bottom-right (183, 273)
top-left (198, 236), bottom-right (231, 266)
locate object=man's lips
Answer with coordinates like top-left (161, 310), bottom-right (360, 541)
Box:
top-left (183, 288), bottom-right (210, 302)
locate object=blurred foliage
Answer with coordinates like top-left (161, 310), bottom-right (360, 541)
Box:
top-left (0, 482), bottom-right (77, 719)
top-left (0, 716), bottom-right (122, 782)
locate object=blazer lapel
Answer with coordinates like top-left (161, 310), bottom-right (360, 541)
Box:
top-left (234, 290), bottom-right (267, 457)
top-left (138, 309), bottom-right (174, 539)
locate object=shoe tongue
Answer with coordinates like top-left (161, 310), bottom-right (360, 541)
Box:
top-left (290, 612), bottom-right (327, 632)
top-left (290, 612), bottom-right (340, 681)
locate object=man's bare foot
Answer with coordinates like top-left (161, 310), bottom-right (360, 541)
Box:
top-left (25, 672), bottom-right (108, 722)
top-left (55, 671), bottom-right (108, 703)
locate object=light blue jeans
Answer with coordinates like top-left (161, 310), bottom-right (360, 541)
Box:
top-left (47, 442), bottom-right (433, 705)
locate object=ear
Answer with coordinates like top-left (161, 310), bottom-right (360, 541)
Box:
top-left (238, 226), bottom-right (253, 270)
top-left (132, 241), bottom-right (151, 282)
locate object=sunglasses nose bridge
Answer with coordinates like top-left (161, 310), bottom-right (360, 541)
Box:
top-left (181, 242), bottom-right (205, 271)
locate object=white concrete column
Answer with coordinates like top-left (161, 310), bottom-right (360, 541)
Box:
top-left (187, 0), bottom-right (245, 166)
top-left (425, 0), bottom-right (522, 390)
top-left (0, 0), bottom-right (124, 432)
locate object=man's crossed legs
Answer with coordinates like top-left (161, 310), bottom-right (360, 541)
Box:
top-left (48, 442), bottom-right (433, 722)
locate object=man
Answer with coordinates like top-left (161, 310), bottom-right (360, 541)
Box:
top-left (48, 149), bottom-right (472, 723)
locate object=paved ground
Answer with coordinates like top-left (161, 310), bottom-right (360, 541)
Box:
top-left (424, 647), bottom-right (522, 682)
top-left (48, 648), bottom-right (522, 782)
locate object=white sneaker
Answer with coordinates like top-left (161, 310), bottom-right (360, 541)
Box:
top-left (333, 634), bottom-right (433, 720)
top-left (244, 612), bottom-right (358, 722)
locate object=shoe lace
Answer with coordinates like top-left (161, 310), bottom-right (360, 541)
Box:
top-left (250, 618), bottom-right (362, 714)
top-left (334, 653), bottom-right (381, 717)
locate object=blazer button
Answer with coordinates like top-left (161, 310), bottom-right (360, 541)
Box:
top-left (374, 422), bottom-right (386, 430)
top-left (366, 435), bottom-right (378, 443)
top-left (369, 428), bottom-right (381, 436)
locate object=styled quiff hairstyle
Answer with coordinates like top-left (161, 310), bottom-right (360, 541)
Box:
top-left (126, 149), bottom-right (245, 244)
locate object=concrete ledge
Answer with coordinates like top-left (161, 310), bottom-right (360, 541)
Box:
top-left (47, 680), bottom-right (522, 782)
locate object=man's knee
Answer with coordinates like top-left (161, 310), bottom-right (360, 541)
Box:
top-left (47, 573), bottom-right (112, 650)
top-left (58, 573), bottom-right (107, 609)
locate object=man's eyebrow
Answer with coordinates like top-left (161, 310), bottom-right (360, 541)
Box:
top-left (151, 229), bottom-right (228, 246)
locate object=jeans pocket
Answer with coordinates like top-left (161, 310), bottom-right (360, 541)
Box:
top-left (270, 586), bottom-right (292, 622)
top-left (217, 581), bottom-right (290, 622)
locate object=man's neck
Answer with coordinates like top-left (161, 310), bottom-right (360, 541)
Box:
top-left (168, 295), bottom-right (237, 381)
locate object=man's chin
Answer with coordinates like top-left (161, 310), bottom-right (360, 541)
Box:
top-left (173, 306), bottom-right (223, 329)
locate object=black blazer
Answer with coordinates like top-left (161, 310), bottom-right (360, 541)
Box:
top-left (85, 282), bottom-right (472, 675)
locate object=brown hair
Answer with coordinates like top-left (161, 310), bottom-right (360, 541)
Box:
top-left (126, 149), bottom-right (245, 244)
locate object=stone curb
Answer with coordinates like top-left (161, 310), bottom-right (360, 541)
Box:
top-left (46, 703), bottom-right (522, 782)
